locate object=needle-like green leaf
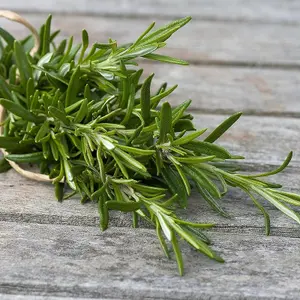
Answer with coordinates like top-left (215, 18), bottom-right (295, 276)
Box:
top-left (14, 41), bottom-right (33, 87)
top-left (172, 129), bottom-right (207, 146)
top-left (79, 29), bottom-right (89, 63)
top-left (204, 112), bottom-right (242, 143)
top-left (0, 74), bottom-right (12, 99)
top-left (5, 152), bottom-right (44, 163)
top-left (171, 234), bottom-right (184, 276)
top-left (242, 151), bottom-right (293, 178)
top-left (41, 15), bottom-right (52, 56)
top-left (0, 98), bottom-right (44, 123)
top-left (106, 200), bottom-right (141, 212)
top-left (0, 27), bottom-right (15, 47)
top-left (74, 98), bottom-right (88, 123)
top-left (159, 102), bottom-right (172, 144)
top-left (140, 73), bottom-right (154, 125)
top-left (65, 66), bottom-right (81, 107)
top-left (143, 53), bottom-right (189, 65)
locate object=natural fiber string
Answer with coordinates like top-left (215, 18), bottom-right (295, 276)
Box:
top-left (0, 10), bottom-right (54, 182)
top-left (0, 10), bottom-right (40, 56)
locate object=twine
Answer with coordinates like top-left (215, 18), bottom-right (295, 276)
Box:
top-left (0, 11), bottom-right (54, 182)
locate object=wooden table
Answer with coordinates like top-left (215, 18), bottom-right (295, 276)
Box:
top-left (1, 1), bottom-right (300, 299)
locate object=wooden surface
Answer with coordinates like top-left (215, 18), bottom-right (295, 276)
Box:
top-left (3, 14), bottom-right (300, 67)
top-left (3, 0), bottom-right (300, 24)
top-left (1, 2), bottom-right (300, 299)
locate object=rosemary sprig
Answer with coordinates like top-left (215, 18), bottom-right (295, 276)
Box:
top-left (1, 15), bottom-right (300, 275)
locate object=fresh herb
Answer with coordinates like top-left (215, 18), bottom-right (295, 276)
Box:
top-left (1, 12), bottom-right (300, 275)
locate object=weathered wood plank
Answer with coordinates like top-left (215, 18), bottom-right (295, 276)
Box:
top-left (1, 168), bottom-right (300, 236)
top-left (1, 221), bottom-right (300, 299)
top-left (1, 14), bottom-right (300, 66)
top-left (0, 296), bottom-right (97, 300)
top-left (140, 62), bottom-right (300, 115)
top-left (193, 114), bottom-right (300, 167)
top-left (1, 114), bottom-right (300, 235)
top-left (3, 0), bottom-right (300, 24)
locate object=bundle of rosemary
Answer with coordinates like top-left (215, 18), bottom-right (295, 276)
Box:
top-left (1, 12), bottom-right (300, 275)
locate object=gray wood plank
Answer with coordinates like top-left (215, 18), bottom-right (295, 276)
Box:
top-left (1, 114), bottom-right (300, 235)
top-left (140, 62), bottom-right (300, 115)
top-left (3, 0), bottom-right (300, 24)
top-left (1, 221), bottom-right (300, 299)
top-left (1, 167), bottom-right (300, 236)
top-left (193, 114), bottom-right (300, 167)
top-left (0, 296), bottom-right (103, 300)
top-left (1, 14), bottom-right (300, 66)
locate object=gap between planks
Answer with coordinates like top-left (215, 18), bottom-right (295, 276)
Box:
top-left (1, 13), bottom-right (300, 68)
top-left (139, 63), bottom-right (300, 117)
top-left (5, 10), bottom-right (300, 27)
top-left (3, 0), bottom-right (300, 25)
top-left (1, 212), bottom-right (300, 239)
top-left (157, 60), bottom-right (300, 71)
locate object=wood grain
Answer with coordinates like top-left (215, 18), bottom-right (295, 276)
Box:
top-left (1, 221), bottom-right (300, 299)
top-left (1, 167), bottom-right (300, 236)
top-left (193, 114), bottom-right (300, 166)
top-left (0, 296), bottom-right (96, 300)
top-left (3, 0), bottom-right (300, 24)
top-left (1, 14), bottom-right (300, 66)
top-left (140, 62), bottom-right (300, 115)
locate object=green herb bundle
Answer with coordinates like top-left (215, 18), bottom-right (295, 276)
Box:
top-left (1, 13), bottom-right (300, 275)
